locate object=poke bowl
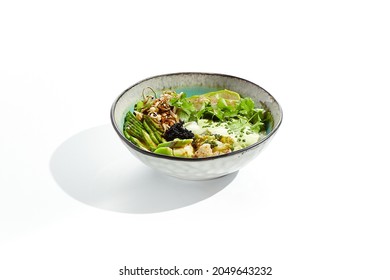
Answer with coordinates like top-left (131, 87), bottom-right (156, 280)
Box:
top-left (110, 72), bottom-right (282, 180)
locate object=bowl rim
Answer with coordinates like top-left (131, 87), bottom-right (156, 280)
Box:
top-left (110, 72), bottom-right (283, 161)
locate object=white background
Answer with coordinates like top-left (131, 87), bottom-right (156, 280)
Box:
top-left (1, 0), bottom-right (389, 279)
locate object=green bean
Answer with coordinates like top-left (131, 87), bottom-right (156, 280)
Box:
top-left (128, 135), bottom-right (149, 151)
top-left (143, 120), bottom-right (160, 145)
top-left (142, 130), bottom-right (157, 150)
top-left (124, 122), bottom-right (143, 139)
top-left (128, 118), bottom-right (143, 131)
top-left (144, 115), bottom-right (164, 133)
top-left (144, 116), bottom-right (164, 142)
top-left (123, 128), bottom-right (132, 140)
top-left (125, 111), bottom-right (144, 128)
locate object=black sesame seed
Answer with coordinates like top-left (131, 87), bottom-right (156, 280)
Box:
top-left (164, 121), bottom-right (194, 141)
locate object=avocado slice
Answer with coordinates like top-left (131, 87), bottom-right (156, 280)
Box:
top-left (154, 147), bottom-right (174, 156)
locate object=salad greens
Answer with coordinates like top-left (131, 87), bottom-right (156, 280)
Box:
top-left (169, 90), bottom-right (272, 134)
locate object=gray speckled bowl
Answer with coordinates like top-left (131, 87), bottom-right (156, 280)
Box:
top-left (111, 72), bottom-right (282, 180)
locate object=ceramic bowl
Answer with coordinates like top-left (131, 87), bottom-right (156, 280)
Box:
top-left (110, 72), bottom-right (282, 180)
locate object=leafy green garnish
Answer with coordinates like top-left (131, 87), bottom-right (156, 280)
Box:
top-left (169, 93), bottom-right (196, 122)
top-left (171, 90), bottom-right (273, 134)
top-left (237, 97), bottom-right (255, 118)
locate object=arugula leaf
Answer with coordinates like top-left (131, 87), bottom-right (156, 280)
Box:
top-left (237, 97), bottom-right (255, 118)
top-left (169, 93), bottom-right (196, 122)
